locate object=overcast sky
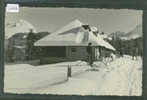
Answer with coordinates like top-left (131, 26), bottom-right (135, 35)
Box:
top-left (6, 7), bottom-right (142, 34)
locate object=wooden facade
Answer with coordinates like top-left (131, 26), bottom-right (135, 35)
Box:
top-left (66, 46), bottom-right (96, 61)
top-left (39, 46), bottom-right (99, 64)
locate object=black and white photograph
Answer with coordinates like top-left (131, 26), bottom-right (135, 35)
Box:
top-left (4, 7), bottom-right (143, 96)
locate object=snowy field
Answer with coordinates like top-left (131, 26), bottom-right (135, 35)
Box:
top-left (4, 55), bottom-right (142, 96)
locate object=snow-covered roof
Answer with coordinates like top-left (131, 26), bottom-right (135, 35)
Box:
top-left (35, 19), bottom-right (115, 51)
top-left (91, 26), bottom-right (98, 32)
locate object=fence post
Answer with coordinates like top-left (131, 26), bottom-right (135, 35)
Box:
top-left (67, 65), bottom-right (72, 78)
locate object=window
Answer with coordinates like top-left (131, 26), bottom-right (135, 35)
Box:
top-left (71, 47), bottom-right (76, 52)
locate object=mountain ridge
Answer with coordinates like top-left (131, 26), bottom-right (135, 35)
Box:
top-left (108, 24), bottom-right (142, 40)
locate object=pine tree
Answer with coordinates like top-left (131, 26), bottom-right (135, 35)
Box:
top-left (26, 29), bottom-right (36, 60)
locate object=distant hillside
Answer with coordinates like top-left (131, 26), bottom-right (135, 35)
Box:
top-left (5, 19), bottom-right (37, 39)
top-left (109, 24), bottom-right (142, 40)
top-left (126, 24), bottom-right (142, 39)
top-left (108, 31), bottom-right (126, 38)
top-left (35, 32), bottom-right (50, 41)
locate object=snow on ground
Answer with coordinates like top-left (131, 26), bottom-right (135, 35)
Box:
top-left (4, 56), bottom-right (142, 96)
top-left (98, 56), bottom-right (142, 96)
top-left (4, 61), bottom-right (90, 93)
